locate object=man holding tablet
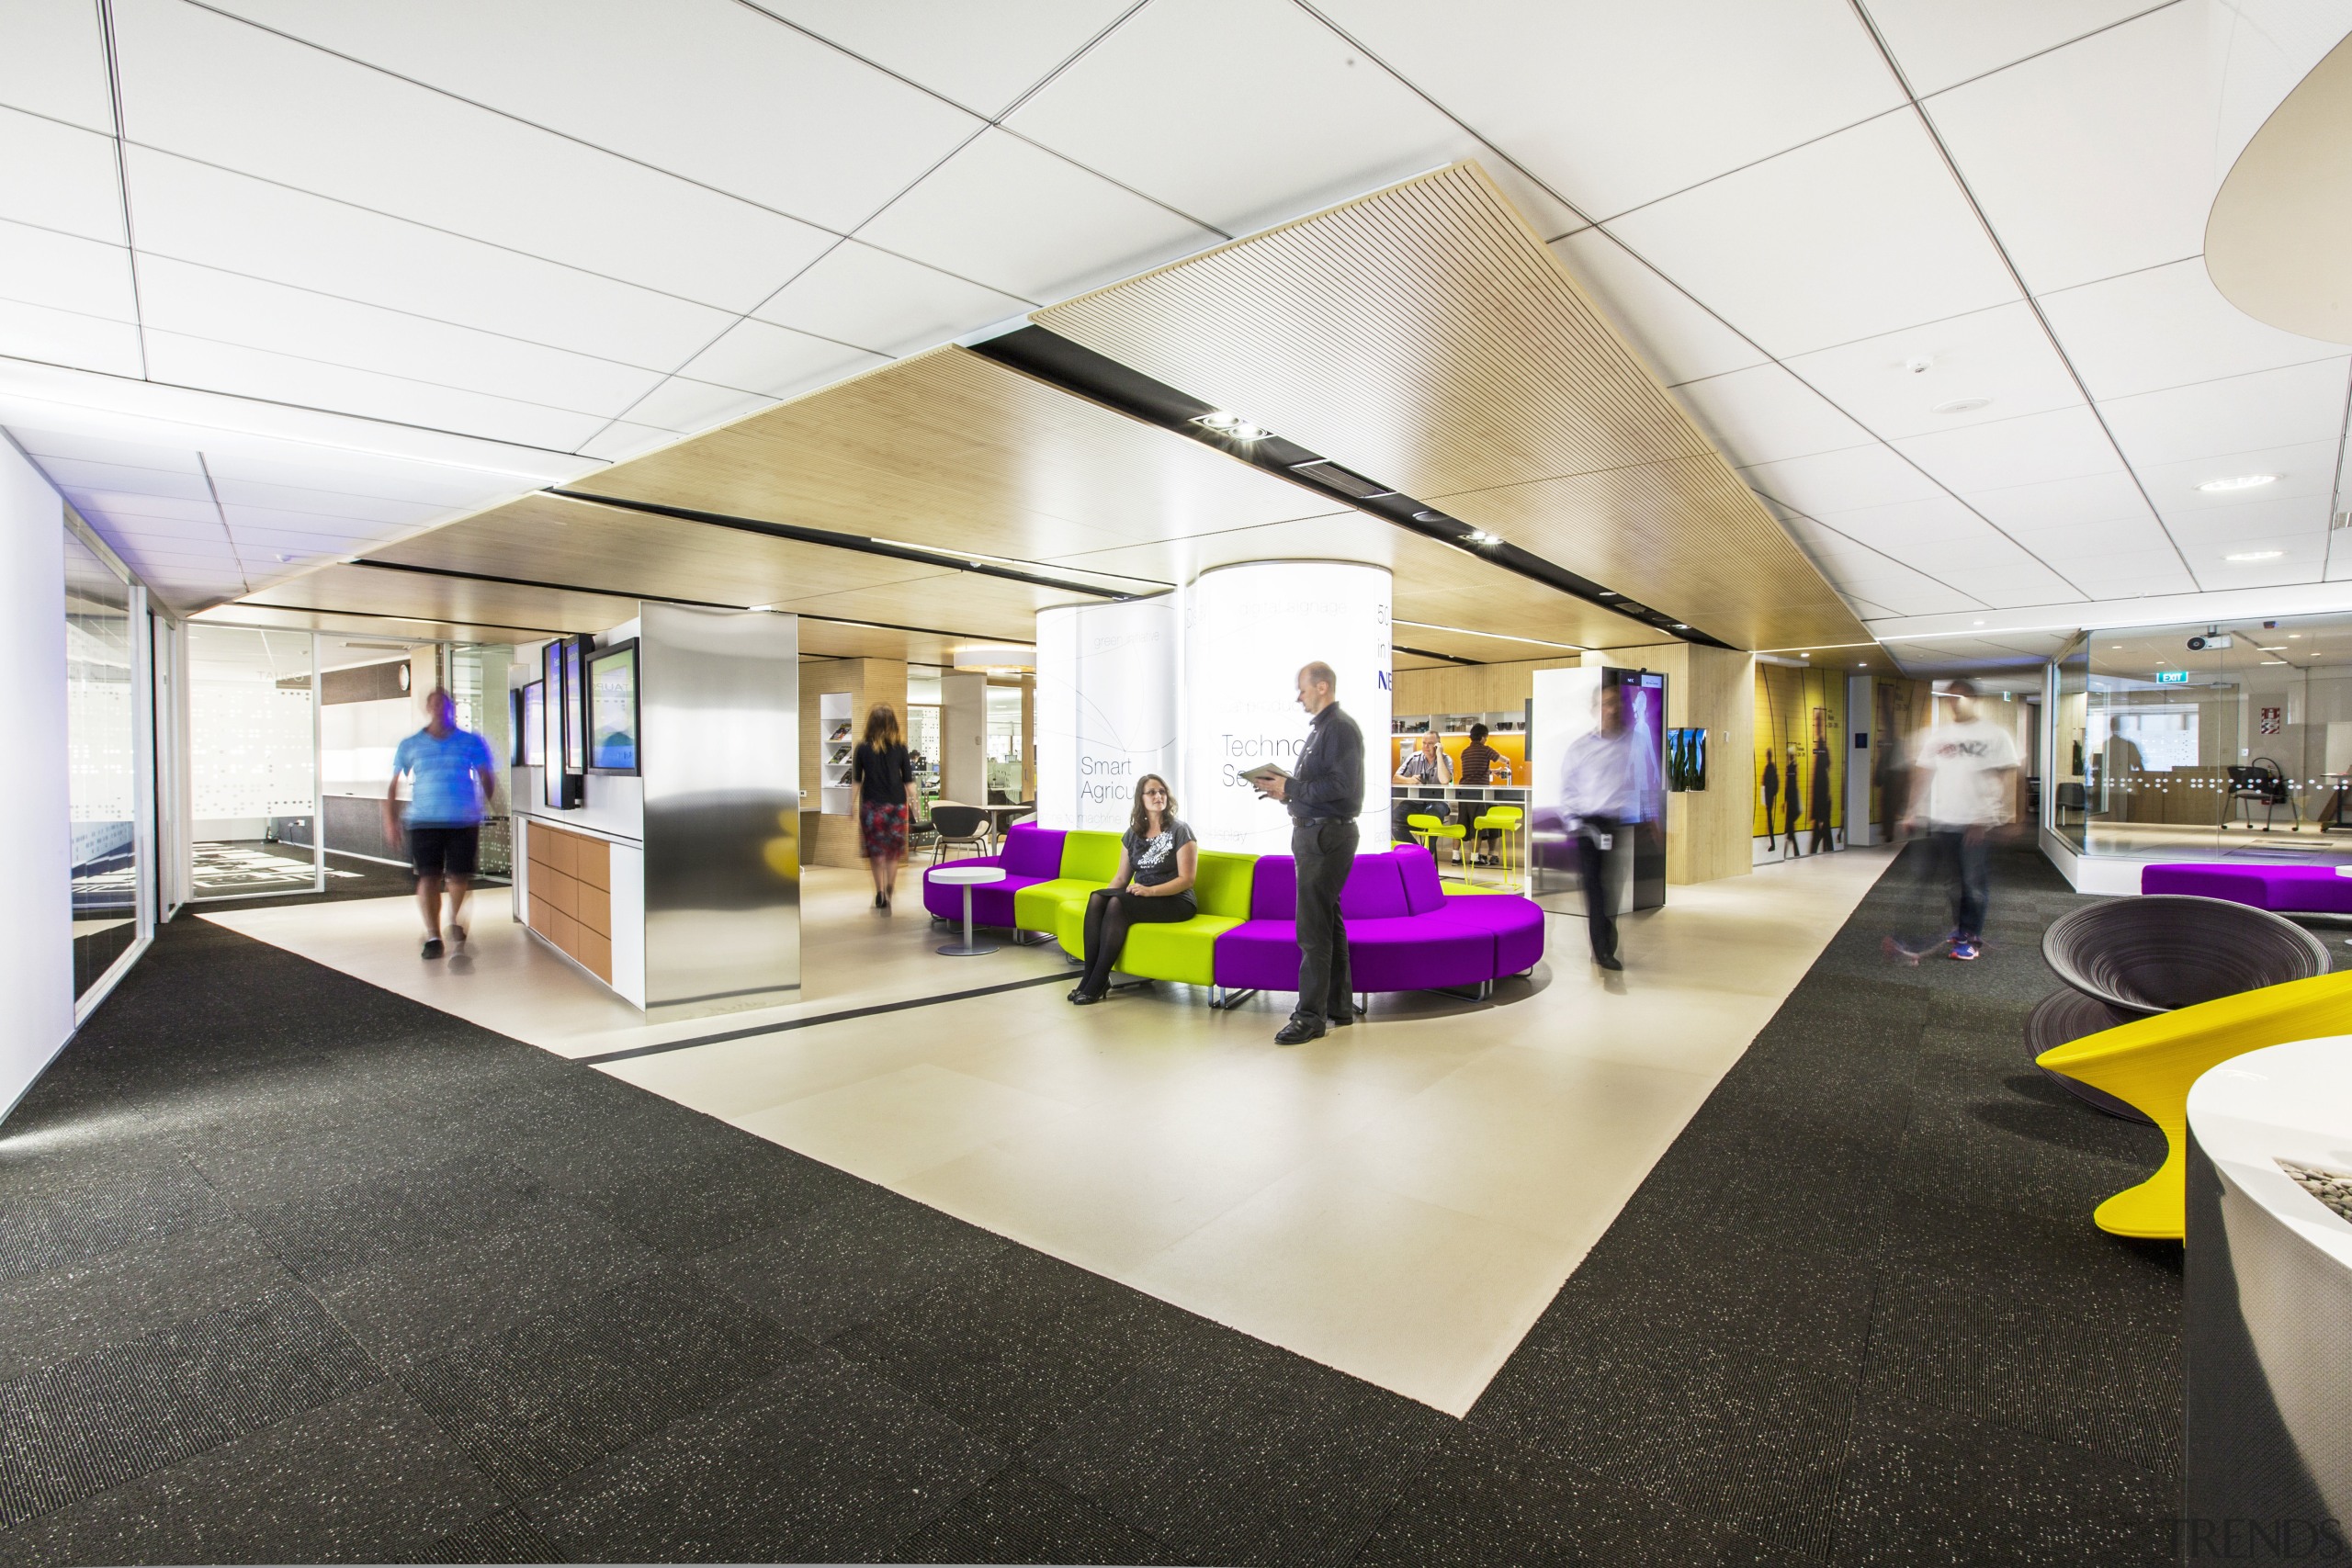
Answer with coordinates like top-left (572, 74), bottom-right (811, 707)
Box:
top-left (1250, 660), bottom-right (1365, 1045)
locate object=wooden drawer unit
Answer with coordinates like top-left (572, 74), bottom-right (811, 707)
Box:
top-left (523, 821), bottom-right (613, 984)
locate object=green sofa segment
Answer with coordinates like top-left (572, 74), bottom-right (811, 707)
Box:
top-left (1052, 848), bottom-right (1257, 986)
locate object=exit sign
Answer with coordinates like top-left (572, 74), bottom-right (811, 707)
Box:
top-left (2155, 671), bottom-right (2189, 684)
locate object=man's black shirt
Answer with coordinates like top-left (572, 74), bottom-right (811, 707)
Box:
top-left (1288, 702), bottom-right (1365, 823)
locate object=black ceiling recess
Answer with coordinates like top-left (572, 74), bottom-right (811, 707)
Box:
top-left (969, 324), bottom-right (1731, 649)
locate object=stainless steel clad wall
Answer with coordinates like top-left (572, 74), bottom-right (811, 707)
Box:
top-left (639, 604), bottom-right (799, 1010)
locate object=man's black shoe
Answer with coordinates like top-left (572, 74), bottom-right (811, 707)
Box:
top-left (1273, 1017), bottom-right (1326, 1046)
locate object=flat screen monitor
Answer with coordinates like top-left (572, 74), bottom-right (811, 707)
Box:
top-left (542, 640), bottom-right (575, 809)
top-left (561, 636), bottom-right (586, 773)
top-left (520, 681), bottom-right (545, 767)
top-left (585, 639), bottom-right (639, 774)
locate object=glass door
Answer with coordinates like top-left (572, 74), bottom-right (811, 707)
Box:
top-left (187, 625), bottom-right (322, 900)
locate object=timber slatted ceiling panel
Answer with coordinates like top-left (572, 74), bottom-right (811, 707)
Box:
top-left (243, 563), bottom-right (639, 635)
top-left (563, 348), bottom-right (1338, 562)
top-left (1036, 162), bottom-right (1869, 653)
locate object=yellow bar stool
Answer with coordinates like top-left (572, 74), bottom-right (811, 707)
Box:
top-left (1406, 811), bottom-right (1467, 869)
top-left (1470, 805), bottom-right (1522, 886)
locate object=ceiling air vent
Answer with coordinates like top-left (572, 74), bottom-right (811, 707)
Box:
top-left (1289, 459), bottom-right (1396, 500)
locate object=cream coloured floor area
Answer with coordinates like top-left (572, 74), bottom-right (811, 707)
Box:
top-left (205, 849), bottom-right (1894, 1415)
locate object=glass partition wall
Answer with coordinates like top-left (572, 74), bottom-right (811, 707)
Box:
top-left (187, 624), bottom-right (322, 898)
top-left (2049, 611), bottom-right (2352, 863)
top-left (65, 522), bottom-right (145, 998)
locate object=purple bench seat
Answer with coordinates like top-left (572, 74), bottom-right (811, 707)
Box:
top-left (1213, 844), bottom-right (1543, 994)
top-left (920, 823), bottom-right (1066, 927)
top-left (2140, 862), bottom-right (2352, 914)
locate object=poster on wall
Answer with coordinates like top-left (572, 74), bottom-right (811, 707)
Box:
top-left (1753, 662), bottom-right (1845, 860)
top-left (587, 641), bottom-right (639, 773)
top-left (1183, 561), bottom-right (1392, 854)
top-left (1034, 597), bottom-right (1177, 831)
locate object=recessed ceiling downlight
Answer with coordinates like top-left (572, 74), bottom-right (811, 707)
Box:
top-left (2200, 474), bottom-right (2279, 492)
top-left (1192, 411), bottom-right (1271, 440)
top-left (1930, 397), bottom-right (1990, 414)
top-left (2225, 550), bottom-right (2285, 561)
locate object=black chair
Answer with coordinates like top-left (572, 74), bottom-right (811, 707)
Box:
top-left (928, 804), bottom-right (991, 864)
top-left (2054, 781), bottom-right (2087, 828)
top-left (2032, 894), bottom-right (2330, 1120)
top-left (2222, 759), bottom-right (2301, 831)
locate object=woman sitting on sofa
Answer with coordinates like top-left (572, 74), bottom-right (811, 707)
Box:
top-left (1069, 773), bottom-right (1198, 1005)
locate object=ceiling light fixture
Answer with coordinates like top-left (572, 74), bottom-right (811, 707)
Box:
top-left (1192, 411), bottom-right (1271, 440)
top-left (2225, 550), bottom-right (2284, 561)
top-left (2263, 659), bottom-right (2288, 665)
top-left (1463, 529), bottom-right (1499, 547)
top-left (1672, 622), bottom-right (1689, 629)
top-left (748, 604), bottom-right (775, 613)
top-left (1392, 619), bottom-right (1586, 651)
top-left (1931, 397), bottom-right (1990, 415)
top-left (2200, 474), bottom-right (2279, 492)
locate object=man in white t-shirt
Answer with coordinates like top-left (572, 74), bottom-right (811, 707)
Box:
top-left (1902, 680), bottom-right (2020, 962)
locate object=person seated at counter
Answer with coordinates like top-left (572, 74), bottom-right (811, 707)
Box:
top-left (1391, 732), bottom-right (1454, 842)
top-left (1069, 773), bottom-right (1197, 1005)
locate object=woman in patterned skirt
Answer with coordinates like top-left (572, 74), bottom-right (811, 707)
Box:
top-left (852, 703), bottom-right (912, 911)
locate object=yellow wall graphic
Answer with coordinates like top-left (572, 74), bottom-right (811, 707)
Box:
top-left (1752, 665), bottom-right (1847, 843)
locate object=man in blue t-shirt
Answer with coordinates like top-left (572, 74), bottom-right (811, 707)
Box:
top-left (383, 687), bottom-right (499, 960)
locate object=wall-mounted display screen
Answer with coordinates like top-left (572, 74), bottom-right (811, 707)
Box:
top-left (542, 641), bottom-right (576, 809)
top-left (521, 681), bottom-right (545, 767)
top-left (1667, 727), bottom-right (1707, 791)
top-left (586, 639), bottom-right (639, 773)
top-left (562, 636), bottom-right (586, 773)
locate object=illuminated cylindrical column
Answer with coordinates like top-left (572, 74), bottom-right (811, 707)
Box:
top-left (1182, 560), bottom-right (1392, 853)
top-left (1033, 596), bottom-right (1177, 831)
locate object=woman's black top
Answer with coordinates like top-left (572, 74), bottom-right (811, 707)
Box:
top-left (1123, 817), bottom-right (1197, 889)
top-left (854, 741), bottom-right (910, 807)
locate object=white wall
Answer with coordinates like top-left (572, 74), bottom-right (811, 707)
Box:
top-left (2, 441), bottom-right (73, 1122)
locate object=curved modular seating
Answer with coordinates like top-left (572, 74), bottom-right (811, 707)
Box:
top-left (923, 829), bottom-right (1543, 998)
top-left (2024, 989), bottom-right (2148, 1122)
top-left (2042, 894), bottom-right (2329, 1015)
top-left (2035, 968), bottom-right (2352, 1239)
top-left (2142, 861), bottom-right (2352, 914)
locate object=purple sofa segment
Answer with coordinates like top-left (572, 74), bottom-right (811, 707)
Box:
top-left (2141, 863), bottom-right (2352, 914)
top-left (1213, 843), bottom-right (1541, 992)
top-left (1441, 895), bottom-right (1547, 976)
top-left (921, 823), bottom-right (1066, 926)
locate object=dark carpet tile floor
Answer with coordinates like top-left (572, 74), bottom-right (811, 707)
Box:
top-left (0, 841), bottom-right (2180, 1564)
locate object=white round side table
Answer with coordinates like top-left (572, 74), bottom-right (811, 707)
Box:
top-left (928, 864), bottom-right (1006, 956)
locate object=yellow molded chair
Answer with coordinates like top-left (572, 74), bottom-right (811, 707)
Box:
top-left (1406, 811), bottom-right (1466, 867)
top-left (1470, 805), bottom-right (1523, 884)
top-left (2035, 967), bottom-right (2352, 1239)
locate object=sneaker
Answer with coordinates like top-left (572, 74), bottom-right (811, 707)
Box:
top-left (1949, 940), bottom-right (1980, 962)
top-left (422, 937), bottom-right (445, 960)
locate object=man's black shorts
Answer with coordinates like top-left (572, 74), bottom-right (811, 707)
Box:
top-left (408, 824), bottom-right (480, 879)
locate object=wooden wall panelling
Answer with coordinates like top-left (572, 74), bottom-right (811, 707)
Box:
top-left (1594, 643), bottom-right (1753, 886)
top-left (1394, 656), bottom-right (1582, 716)
top-left (799, 657), bottom-right (909, 868)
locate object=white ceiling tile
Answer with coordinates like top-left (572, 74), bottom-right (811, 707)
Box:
top-left (33, 457), bottom-right (213, 502)
top-left (0, 105), bottom-right (123, 243)
top-left (2022, 513), bottom-right (2177, 555)
top-left (1317, 0), bottom-right (1901, 220)
top-left (574, 421), bottom-right (678, 463)
top-left (8, 427), bottom-right (199, 472)
top-left (2040, 257), bottom-right (2349, 400)
top-left (1783, 300), bottom-right (2083, 439)
top-left (1963, 468), bottom-right (2156, 531)
top-left (858, 130), bottom-right (1220, 304)
top-left (2100, 356), bottom-right (2352, 470)
top-left (142, 330), bottom-right (610, 452)
top-left (0, 0), bottom-right (114, 132)
top-left (2137, 437), bottom-right (2342, 515)
top-left (208, 0), bottom-right (983, 231)
top-left (209, 480), bottom-right (446, 528)
top-left (198, 451), bottom-right (516, 509)
top-left (1869, 0), bottom-right (2170, 96)
top-left (1548, 229), bottom-right (1768, 386)
top-left (617, 378), bottom-right (774, 434)
top-left (221, 510), bottom-right (427, 547)
top-left (755, 0), bottom-right (1137, 118)
top-left (0, 297), bottom-right (144, 377)
top-left (125, 149), bottom-right (732, 372)
top-left (1739, 444), bottom-right (1944, 519)
top-left (1924, 4), bottom-right (2211, 294)
top-left (1893, 405), bottom-right (2122, 491)
top-left (1004, 0), bottom-right (1492, 237)
top-left (136, 256), bottom-right (664, 418)
top-left (752, 240), bottom-right (1029, 356)
top-left (1670, 362), bottom-right (1874, 467)
top-left (64, 489), bottom-right (223, 526)
top-left (112, 0), bottom-right (836, 311)
top-left (673, 318), bottom-right (886, 399)
top-left (0, 219), bottom-right (137, 321)
top-left (1606, 111), bottom-right (2020, 358)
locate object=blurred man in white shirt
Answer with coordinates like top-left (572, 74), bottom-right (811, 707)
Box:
top-left (1559, 682), bottom-right (1656, 971)
top-left (1903, 681), bottom-right (2020, 962)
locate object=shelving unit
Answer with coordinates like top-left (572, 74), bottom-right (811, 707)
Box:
top-left (820, 693), bottom-right (854, 815)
